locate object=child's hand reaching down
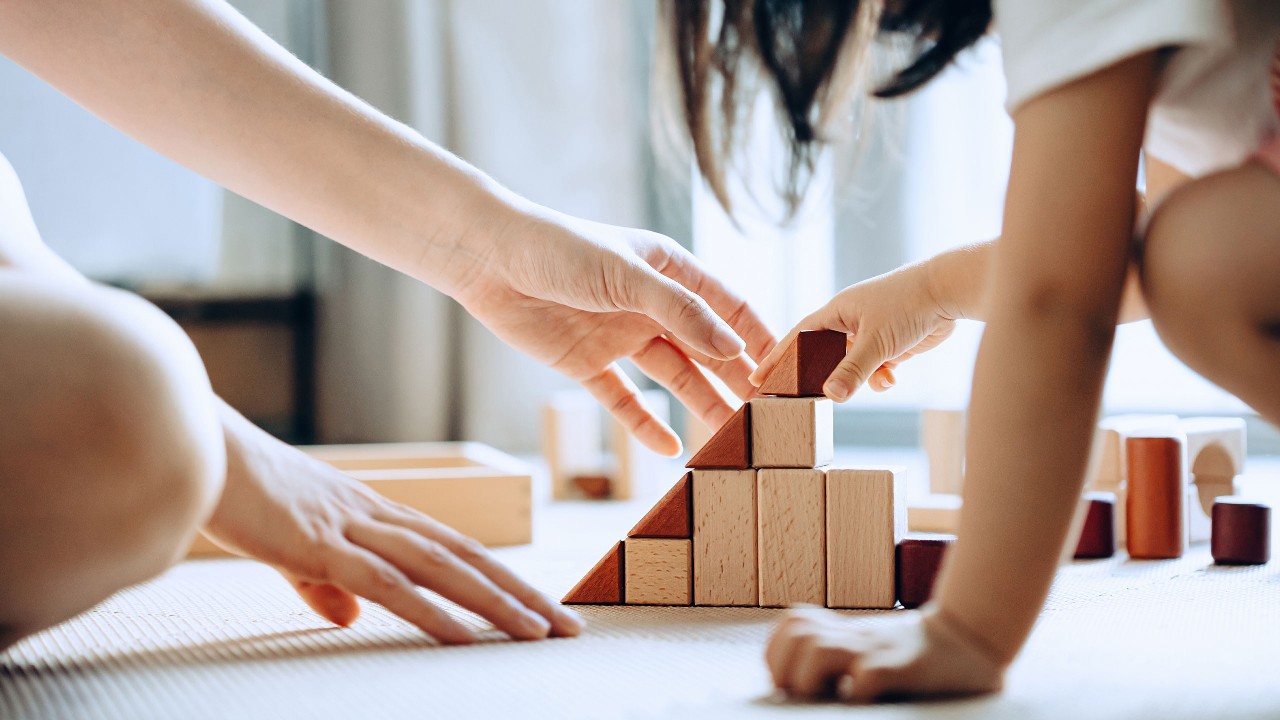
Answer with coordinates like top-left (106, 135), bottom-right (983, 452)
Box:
top-left (750, 254), bottom-right (971, 401)
top-left (765, 607), bottom-right (1006, 703)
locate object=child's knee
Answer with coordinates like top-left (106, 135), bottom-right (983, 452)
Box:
top-left (1141, 165), bottom-right (1271, 357)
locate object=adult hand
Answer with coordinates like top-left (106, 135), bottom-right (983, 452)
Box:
top-left (749, 261), bottom-right (956, 402)
top-left (455, 208), bottom-right (776, 456)
top-left (203, 406), bottom-right (583, 643)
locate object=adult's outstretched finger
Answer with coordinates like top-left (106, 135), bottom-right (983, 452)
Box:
top-left (630, 335), bottom-right (736, 431)
top-left (283, 573), bottom-right (361, 627)
top-left (579, 361), bottom-right (682, 456)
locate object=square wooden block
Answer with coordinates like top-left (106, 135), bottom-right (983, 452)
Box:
top-left (749, 397), bottom-right (833, 469)
top-left (625, 538), bottom-right (692, 605)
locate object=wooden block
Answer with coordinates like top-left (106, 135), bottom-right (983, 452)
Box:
top-left (541, 391), bottom-right (605, 500)
top-left (1181, 417), bottom-right (1246, 482)
top-left (693, 469), bottom-right (758, 606)
top-left (686, 403), bottom-right (751, 469)
top-left (1086, 414), bottom-right (1179, 489)
top-left (348, 466), bottom-right (533, 546)
top-left (1189, 478), bottom-right (1237, 544)
top-left (189, 443), bottom-right (534, 558)
top-left (908, 493), bottom-right (961, 533)
top-left (571, 474), bottom-right (612, 499)
top-left (921, 409), bottom-right (965, 495)
top-left (749, 397), bottom-right (834, 469)
top-left (758, 468), bottom-right (826, 607)
top-left (1212, 499), bottom-right (1271, 566)
top-left (624, 539), bottom-right (692, 605)
top-left (1125, 433), bottom-right (1187, 559)
top-left (757, 329), bottom-right (847, 397)
top-left (610, 389), bottom-right (671, 500)
top-left (1073, 491), bottom-right (1116, 559)
top-left (629, 473), bottom-right (692, 538)
top-left (826, 467), bottom-right (906, 609)
top-left (896, 536), bottom-right (954, 609)
top-left (562, 542), bottom-right (624, 604)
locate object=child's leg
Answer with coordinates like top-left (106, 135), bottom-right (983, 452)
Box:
top-left (1141, 157), bottom-right (1280, 425)
top-left (0, 271), bottom-right (225, 650)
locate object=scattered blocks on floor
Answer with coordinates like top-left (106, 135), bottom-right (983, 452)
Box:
top-left (921, 409), bottom-right (965, 495)
top-left (908, 493), bottom-right (962, 534)
top-left (1212, 499), bottom-right (1271, 566)
top-left (1074, 491), bottom-right (1117, 560)
top-left (189, 441), bottom-right (533, 559)
top-left (542, 388), bottom-right (670, 500)
top-left (896, 536), bottom-right (954, 610)
top-left (1125, 433), bottom-right (1188, 560)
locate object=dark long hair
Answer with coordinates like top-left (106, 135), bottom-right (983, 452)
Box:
top-left (664, 0), bottom-right (992, 216)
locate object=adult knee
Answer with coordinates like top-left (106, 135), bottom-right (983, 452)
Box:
top-left (0, 276), bottom-right (226, 631)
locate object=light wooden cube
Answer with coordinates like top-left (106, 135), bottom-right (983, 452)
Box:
top-left (749, 397), bottom-right (833, 469)
top-left (625, 538), bottom-right (692, 605)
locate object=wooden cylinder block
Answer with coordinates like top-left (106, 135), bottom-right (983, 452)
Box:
top-left (895, 536), bottom-right (954, 610)
top-left (1212, 499), bottom-right (1271, 566)
top-left (1074, 491), bottom-right (1116, 559)
top-left (1125, 435), bottom-right (1186, 559)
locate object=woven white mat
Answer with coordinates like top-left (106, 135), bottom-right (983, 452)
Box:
top-left (5, 455), bottom-right (1280, 720)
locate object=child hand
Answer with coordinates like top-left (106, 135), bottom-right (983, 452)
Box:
top-left (764, 607), bottom-right (1005, 703)
top-left (749, 262), bottom-right (956, 401)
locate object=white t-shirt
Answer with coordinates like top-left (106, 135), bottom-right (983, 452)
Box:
top-left (996, 0), bottom-right (1280, 176)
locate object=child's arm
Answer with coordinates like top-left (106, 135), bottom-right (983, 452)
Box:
top-left (767, 52), bottom-right (1160, 701)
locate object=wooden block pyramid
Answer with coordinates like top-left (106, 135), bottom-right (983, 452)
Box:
top-left (563, 329), bottom-right (917, 609)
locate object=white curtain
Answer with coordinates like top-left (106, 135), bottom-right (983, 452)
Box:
top-left (316, 0), bottom-right (656, 450)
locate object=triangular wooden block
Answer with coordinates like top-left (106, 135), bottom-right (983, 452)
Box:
top-left (686, 404), bottom-right (750, 469)
top-left (758, 329), bottom-right (847, 397)
top-left (629, 473), bottom-right (692, 538)
top-left (562, 541), bottom-right (624, 604)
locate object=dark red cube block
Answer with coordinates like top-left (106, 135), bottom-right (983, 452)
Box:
top-left (1212, 498), bottom-right (1271, 566)
top-left (1074, 491), bottom-right (1116, 559)
top-left (896, 536), bottom-right (954, 609)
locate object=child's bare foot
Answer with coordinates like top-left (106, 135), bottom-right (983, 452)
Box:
top-left (764, 606), bottom-right (1006, 703)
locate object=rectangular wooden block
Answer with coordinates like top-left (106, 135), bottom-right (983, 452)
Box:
top-left (749, 397), bottom-right (834, 469)
top-left (827, 467), bottom-right (906, 609)
top-left (542, 391), bottom-right (605, 500)
top-left (188, 443), bottom-right (532, 558)
top-left (1086, 414), bottom-right (1179, 489)
top-left (921, 409), bottom-right (965, 495)
top-left (908, 493), bottom-right (961, 534)
top-left (610, 389), bottom-right (671, 500)
top-left (758, 469), bottom-right (826, 607)
top-left (624, 538), bottom-right (691, 605)
top-left (693, 469), bottom-right (759, 606)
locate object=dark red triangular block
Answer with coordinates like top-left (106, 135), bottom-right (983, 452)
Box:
top-left (686, 404), bottom-right (750, 469)
top-left (758, 329), bottom-right (847, 397)
top-left (629, 473), bottom-right (691, 538)
top-left (562, 541), bottom-right (624, 604)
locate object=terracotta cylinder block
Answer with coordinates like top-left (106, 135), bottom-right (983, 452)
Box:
top-left (1125, 436), bottom-right (1186, 559)
top-left (895, 536), bottom-right (954, 610)
top-left (1212, 499), bottom-right (1271, 566)
top-left (1074, 491), bottom-right (1116, 559)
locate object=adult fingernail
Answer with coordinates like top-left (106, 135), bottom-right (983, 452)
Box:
top-left (557, 607), bottom-right (587, 635)
top-left (711, 324), bottom-right (745, 358)
top-left (824, 380), bottom-right (850, 401)
top-left (518, 611), bottom-right (551, 639)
